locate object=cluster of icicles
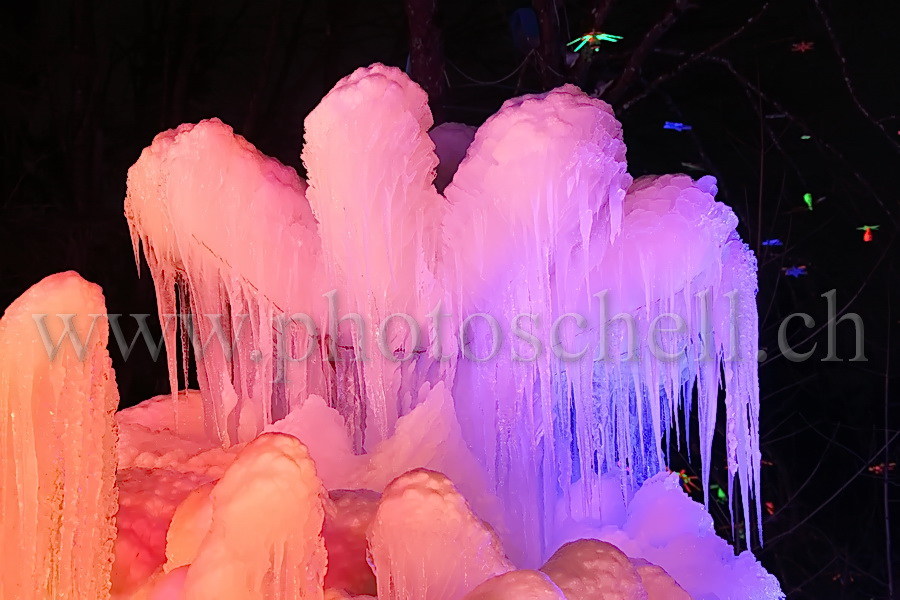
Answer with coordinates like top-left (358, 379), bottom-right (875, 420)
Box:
top-left (0, 64), bottom-right (784, 599)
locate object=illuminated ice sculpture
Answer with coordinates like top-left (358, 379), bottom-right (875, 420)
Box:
top-left (1, 64), bottom-right (783, 599)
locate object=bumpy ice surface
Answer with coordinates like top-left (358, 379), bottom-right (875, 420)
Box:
top-left (2, 63), bottom-right (784, 599)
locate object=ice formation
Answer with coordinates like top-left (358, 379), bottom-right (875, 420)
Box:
top-left (539, 540), bottom-right (648, 600)
top-left (368, 469), bottom-right (513, 600)
top-left (177, 433), bottom-right (329, 599)
top-left (0, 272), bottom-right (119, 599)
top-left (1, 63), bottom-right (785, 599)
top-left (462, 570), bottom-right (566, 600)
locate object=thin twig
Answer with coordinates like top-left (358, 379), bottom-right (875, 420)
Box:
top-left (604, 0), bottom-right (691, 106)
top-left (621, 1), bottom-right (771, 112)
top-left (812, 0), bottom-right (900, 154)
top-left (883, 272), bottom-right (894, 597)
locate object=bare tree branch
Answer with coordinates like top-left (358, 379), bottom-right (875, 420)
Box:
top-left (702, 54), bottom-right (900, 229)
top-left (591, 0), bottom-right (616, 32)
top-left (620, 1), bottom-right (770, 112)
top-left (602, 0), bottom-right (691, 106)
top-left (812, 0), bottom-right (900, 154)
top-left (532, 0), bottom-right (564, 88)
top-left (406, 0), bottom-right (445, 118)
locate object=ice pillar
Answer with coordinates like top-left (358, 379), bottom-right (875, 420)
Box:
top-left (0, 272), bottom-right (119, 599)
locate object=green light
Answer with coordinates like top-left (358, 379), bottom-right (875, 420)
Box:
top-left (567, 32), bottom-right (622, 53)
top-left (800, 135), bottom-right (811, 140)
top-left (567, 37), bottom-right (589, 52)
top-left (803, 193), bottom-right (813, 211)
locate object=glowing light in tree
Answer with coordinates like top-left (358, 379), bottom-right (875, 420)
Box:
top-left (856, 224), bottom-right (880, 242)
top-left (567, 32), bottom-right (623, 52)
top-left (664, 121), bottom-right (693, 131)
top-left (784, 265), bottom-right (808, 277)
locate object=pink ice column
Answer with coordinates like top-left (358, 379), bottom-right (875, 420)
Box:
top-left (0, 272), bottom-right (119, 599)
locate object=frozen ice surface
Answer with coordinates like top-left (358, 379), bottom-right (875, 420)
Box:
top-left (0, 61), bottom-right (784, 598)
top-left (540, 540), bottom-right (647, 600)
top-left (163, 481), bottom-right (216, 574)
top-left (368, 469), bottom-right (514, 600)
top-left (359, 382), bottom-right (502, 530)
top-left (302, 64), bottom-right (448, 450)
top-left (264, 394), bottom-right (361, 489)
top-left (123, 432), bottom-right (330, 599)
top-left (630, 560), bottom-right (691, 600)
top-left (443, 84), bottom-right (630, 564)
top-left (113, 468), bottom-right (216, 595)
top-left (125, 117), bottom-right (325, 447)
top-left (462, 570), bottom-right (566, 600)
top-left (0, 272), bottom-right (119, 600)
top-left (595, 473), bottom-right (782, 599)
top-left (122, 62), bottom-right (776, 596)
top-left (179, 433), bottom-right (329, 599)
top-left (126, 67), bottom-right (765, 560)
top-left (588, 173), bottom-right (762, 538)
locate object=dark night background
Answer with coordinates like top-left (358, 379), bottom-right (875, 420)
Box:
top-left (1, 0), bottom-right (898, 597)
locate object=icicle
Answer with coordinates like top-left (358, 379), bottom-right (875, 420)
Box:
top-left (443, 85), bottom-right (630, 562)
top-left (590, 174), bottom-right (761, 540)
top-left (125, 118), bottom-right (325, 446)
top-left (302, 64), bottom-right (446, 450)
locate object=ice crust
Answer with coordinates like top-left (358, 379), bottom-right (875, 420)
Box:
top-left (462, 570), bottom-right (566, 600)
top-left (540, 540), bottom-right (647, 600)
top-left (367, 469), bottom-right (514, 600)
top-left (0, 63), bottom-right (784, 599)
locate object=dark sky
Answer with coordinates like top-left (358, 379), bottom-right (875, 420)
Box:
top-left (1, 1), bottom-right (898, 597)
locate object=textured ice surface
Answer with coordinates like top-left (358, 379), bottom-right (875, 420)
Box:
top-left (585, 173), bottom-right (762, 541)
top-left (0, 272), bottom-right (119, 599)
top-left (302, 65), bottom-right (448, 451)
top-left (0, 61), bottom-right (782, 598)
top-left (540, 540), bottom-right (647, 600)
top-left (368, 469), bottom-right (514, 600)
top-left (122, 62), bottom-right (776, 597)
top-left (630, 559), bottom-right (691, 600)
top-left (113, 468), bottom-right (216, 595)
top-left (125, 117), bottom-right (324, 447)
top-left (462, 570), bottom-right (566, 600)
top-left (596, 473), bottom-right (783, 599)
top-left (126, 66), bottom-right (763, 559)
top-left (442, 85), bottom-right (631, 564)
top-left (180, 433), bottom-right (328, 599)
